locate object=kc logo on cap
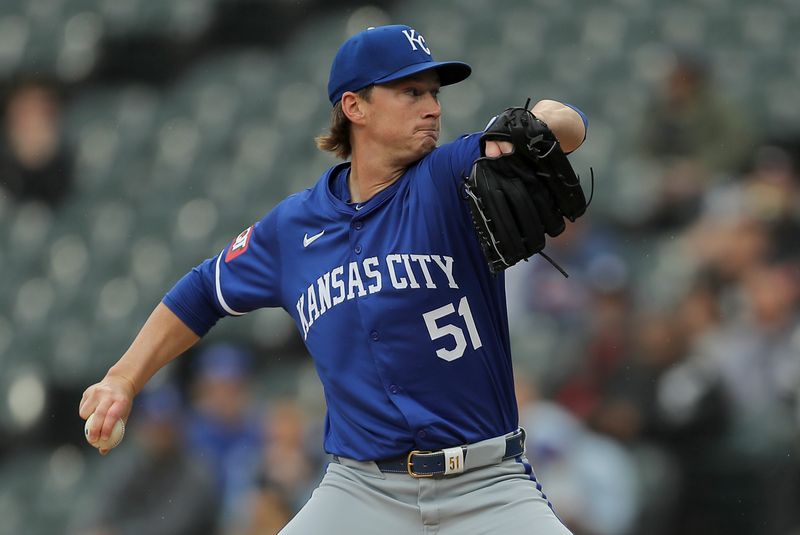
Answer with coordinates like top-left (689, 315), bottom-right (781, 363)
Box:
top-left (327, 24), bottom-right (471, 105)
top-left (401, 28), bottom-right (430, 54)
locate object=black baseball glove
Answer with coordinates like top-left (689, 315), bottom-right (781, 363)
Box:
top-left (464, 101), bottom-right (590, 275)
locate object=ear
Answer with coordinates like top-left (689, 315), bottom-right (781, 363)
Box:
top-left (341, 91), bottom-right (367, 125)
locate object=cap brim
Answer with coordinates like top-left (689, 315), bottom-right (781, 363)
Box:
top-left (374, 60), bottom-right (472, 87)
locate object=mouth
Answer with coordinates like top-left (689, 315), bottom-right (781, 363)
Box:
top-left (416, 128), bottom-right (439, 140)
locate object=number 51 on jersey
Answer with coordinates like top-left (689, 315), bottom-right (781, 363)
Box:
top-left (422, 296), bottom-right (482, 362)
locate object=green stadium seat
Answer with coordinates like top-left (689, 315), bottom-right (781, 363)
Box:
top-left (0, 15), bottom-right (28, 75)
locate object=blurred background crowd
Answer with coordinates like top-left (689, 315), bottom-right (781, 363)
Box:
top-left (0, 0), bottom-right (798, 534)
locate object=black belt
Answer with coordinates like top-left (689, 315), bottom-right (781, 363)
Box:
top-left (370, 429), bottom-right (526, 478)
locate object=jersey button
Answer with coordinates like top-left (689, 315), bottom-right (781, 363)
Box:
top-left (354, 244), bottom-right (362, 254)
top-left (389, 384), bottom-right (399, 394)
top-left (417, 429), bottom-right (427, 439)
top-left (370, 330), bottom-right (379, 341)
top-left (353, 221), bottom-right (363, 230)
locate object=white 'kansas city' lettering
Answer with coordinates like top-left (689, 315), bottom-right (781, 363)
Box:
top-left (296, 253), bottom-right (458, 339)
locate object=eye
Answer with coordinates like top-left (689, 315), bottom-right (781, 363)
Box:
top-left (405, 87), bottom-right (422, 97)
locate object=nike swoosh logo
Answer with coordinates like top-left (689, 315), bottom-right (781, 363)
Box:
top-left (355, 204), bottom-right (364, 211)
top-left (303, 230), bottom-right (325, 248)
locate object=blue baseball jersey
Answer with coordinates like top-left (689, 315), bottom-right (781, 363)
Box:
top-left (165, 132), bottom-right (519, 461)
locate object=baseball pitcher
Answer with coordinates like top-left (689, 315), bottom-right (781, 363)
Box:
top-left (80, 24), bottom-right (590, 534)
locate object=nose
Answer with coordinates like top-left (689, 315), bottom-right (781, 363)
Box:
top-left (423, 93), bottom-right (441, 119)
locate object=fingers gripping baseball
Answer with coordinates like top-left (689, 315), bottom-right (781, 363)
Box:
top-left (79, 375), bottom-right (135, 454)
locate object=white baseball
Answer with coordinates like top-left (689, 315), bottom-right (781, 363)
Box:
top-left (85, 414), bottom-right (125, 450)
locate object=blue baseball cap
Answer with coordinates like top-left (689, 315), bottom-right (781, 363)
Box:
top-left (136, 383), bottom-right (183, 423)
top-left (195, 343), bottom-right (252, 382)
top-left (327, 24), bottom-right (472, 106)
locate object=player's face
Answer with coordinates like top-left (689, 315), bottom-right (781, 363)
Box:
top-left (363, 71), bottom-right (442, 165)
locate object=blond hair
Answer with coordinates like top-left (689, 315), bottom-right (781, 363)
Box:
top-left (315, 86), bottom-right (373, 160)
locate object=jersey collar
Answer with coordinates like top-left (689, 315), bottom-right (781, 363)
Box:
top-left (324, 161), bottom-right (407, 217)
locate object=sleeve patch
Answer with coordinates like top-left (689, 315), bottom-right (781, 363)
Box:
top-left (225, 225), bottom-right (254, 263)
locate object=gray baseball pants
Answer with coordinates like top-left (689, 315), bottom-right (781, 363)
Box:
top-left (279, 431), bottom-right (572, 535)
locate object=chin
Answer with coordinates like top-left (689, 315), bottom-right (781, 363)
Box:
top-left (399, 137), bottom-right (438, 166)
top-left (420, 136), bottom-right (438, 153)
top-left (410, 145), bottom-right (436, 163)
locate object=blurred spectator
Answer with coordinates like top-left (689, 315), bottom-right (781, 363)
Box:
top-left (593, 310), bottom-right (699, 442)
top-left (70, 383), bottom-right (220, 535)
top-left (235, 477), bottom-right (293, 535)
top-left (583, 298), bottom-right (731, 534)
top-left (257, 398), bottom-right (325, 513)
top-left (720, 262), bottom-right (800, 532)
top-left (744, 145), bottom-right (800, 261)
top-left (553, 283), bottom-right (633, 421)
top-left (709, 262), bottom-right (799, 451)
top-left (506, 217), bottom-right (628, 392)
top-left (516, 371), bottom-right (640, 535)
top-left (686, 214), bottom-right (771, 285)
top-left (704, 142), bottom-right (800, 263)
top-left (657, 262), bottom-right (800, 534)
top-left (0, 78), bottom-right (73, 207)
top-left (186, 343), bottom-right (264, 533)
top-left (235, 398), bottom-right (326, 534)
top-left (507, 217), bottom-right (625, 328)
top-left (635, 50), bottom-right (751, 230)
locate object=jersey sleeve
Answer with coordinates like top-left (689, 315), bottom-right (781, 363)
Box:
top-left (427, 132), bottom-right (481, 190)
top-left (162, 207), bottom-right (283, 336)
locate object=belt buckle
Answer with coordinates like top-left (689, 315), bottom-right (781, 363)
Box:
top-left (406, 450), bottom-right (434, 478)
